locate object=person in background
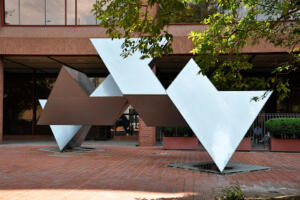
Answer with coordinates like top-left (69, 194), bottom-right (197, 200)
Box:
top-left (253, 126), bottom-right (263, 144)
top-left (261, 131), bottom-right (271, 147)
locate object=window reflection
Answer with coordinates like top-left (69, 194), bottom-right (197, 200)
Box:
top-left (46, 0), bottom-right (65, 25)
top-left (4, 0), bottom-right (99, 25)
top-left (3, 75), bottom-right (33, 135)
top-left (20, 0), bottom-right (45, 25)
top-left (67, 0), bottom-right (75, 25)
top-left (4, 0), bottom-right (20, 24)
top-left (77, 0), bottom-right (96, 25)
top-left (3, 74), bottom-right (55, 136)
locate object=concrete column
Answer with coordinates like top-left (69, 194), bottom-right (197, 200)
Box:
top-left (0, 57), bottom-right (3, 144)
top-left (138, 65), bottom-right (157, 146)
top-left (138, 118), bottom-right (156, 146)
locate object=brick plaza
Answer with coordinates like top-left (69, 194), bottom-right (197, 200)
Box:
top-left (0, 144), bottom-right (299, 200)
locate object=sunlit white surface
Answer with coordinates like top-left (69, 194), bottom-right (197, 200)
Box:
top-left (90, 38), bottom-right (186, 126)
top-left (167, 59), bottom-right (272, 172)
top-left (90, 38), bottom-right (166, 95)
top-left (39, 99), bottom-right (82, 151)
top-left (90, 75), bottom-right (123, 97)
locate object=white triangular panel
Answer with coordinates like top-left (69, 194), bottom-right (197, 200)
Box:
top-left (90, 38), bottom-right (166, 95)
top-left (90, 75), bottom-right (123, 97)
top-left (167, 59), bottom-right (272, 171)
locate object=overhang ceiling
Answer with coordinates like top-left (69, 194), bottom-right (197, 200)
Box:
top-left (3, 55), bottom-right (106, 74)
top-left (2, 53), bottom-right (294, 75)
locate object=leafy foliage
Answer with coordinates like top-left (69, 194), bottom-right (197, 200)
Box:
top-left (189, 0), bottom-right (300, 101)
top-left (265, 118), bottom-right (300, 137)
top-left (93, 0), bottom-right (300, 100)
top-left (217, 184), bottom-right (245, 200)
top-left (170, 1), bottom-right (218, 23)
top-left (93, 0), bottom-right (182, 58)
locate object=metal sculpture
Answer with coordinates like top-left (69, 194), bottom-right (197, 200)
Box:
top-left (90, 39), bottom-right (187, 127)
top-left (38, 67), bottom-right (128, 125)
top-left (39, 100), bottom-right (91, 151)
top-left (39, 38), bottom-right (271, 172)
top-left (167, 59), bottom-right (271, 171)
top-left (38, 67), bottom-right (128, 151)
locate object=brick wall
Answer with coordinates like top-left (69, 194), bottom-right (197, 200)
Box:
top-left (138, 118), bottom-right (156, 146)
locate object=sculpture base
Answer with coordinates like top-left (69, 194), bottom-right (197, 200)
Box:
top-left (62, 146), bottom-right (96, 152)
top-left (40, 147), bottom-right (104, 155)
top-left (167, 161), bottom-right (270, 175)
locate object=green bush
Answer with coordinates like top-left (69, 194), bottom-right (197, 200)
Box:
top-left (265, 118), bottom-right (300, 138)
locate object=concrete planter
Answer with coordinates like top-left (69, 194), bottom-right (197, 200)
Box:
top-left (114, 135), bottom-right (138, 141)
top-left (163, 137), bottom-right (199, 150)
top-left (163, 137), bottom-right (251, 151)
top-left (3, 135), bottom-right (53, 140)
top-left (270, 138), bottom-right (300, 152)
top-left (236, 138), bottom-right (252, 151)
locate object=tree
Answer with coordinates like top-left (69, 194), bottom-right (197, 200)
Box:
top-left (93, 0), bottom-right (300, 101)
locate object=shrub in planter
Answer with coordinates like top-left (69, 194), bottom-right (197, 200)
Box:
top-left (177, 127), bottom-right (193, 137)
top-left (265, 118), bottom-right (300, 138)
top-left (161, 127), bottom-right (193, 137)
top-left (161, 127), bottom-right (175, 137)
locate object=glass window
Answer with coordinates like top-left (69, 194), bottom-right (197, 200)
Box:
top-left (3, 73), bottom-right (56, 136)
top-left (20, 0), bottom-right (45, 25)
top-left (4, 0), bottom-right (20, 24)
top-left (4, 0), bottom-right (100, 25)
top-left (4, 74), bottom-right (33, 135)
top-left (46, 0), bottom-right (65, 25)
top-left (77, 0), bottom-right (96, 25)
top-left (67, 0), bottom-right (75, 25)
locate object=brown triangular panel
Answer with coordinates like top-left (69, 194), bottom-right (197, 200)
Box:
top-left (38, 66), bottom-right (128, 125)
top-left (47, 66), bottom-right (94, 98)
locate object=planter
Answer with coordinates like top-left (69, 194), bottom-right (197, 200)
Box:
top-left (3, 135), bottom-right (53, 140)
top-left (163, 137), bottom-right (251, 151)
top-left (236, 138), bottom-right (251, 151)
top-left (270, 138), bottom-right (300, 152)
top-left (163, 137), bottom-right (198, 150)
top-left (114, 135), bottom-right (138, 141)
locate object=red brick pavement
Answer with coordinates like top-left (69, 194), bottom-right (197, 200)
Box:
top-left (0, 146), bottom-right (299, 200)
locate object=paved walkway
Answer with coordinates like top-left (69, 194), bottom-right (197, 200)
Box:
top-left (2, 139), bottom-right (138, 147)
top-left (0, 145), bottom-right (299, 200)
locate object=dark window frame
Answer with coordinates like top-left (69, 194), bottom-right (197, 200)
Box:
top-left (1, 0), bottom-right (99, 26)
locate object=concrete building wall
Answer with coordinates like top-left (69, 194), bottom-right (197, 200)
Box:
top-left (138, 118), bottom-right (156, 146)
top-left (0, 25), bottom-right (289, 56)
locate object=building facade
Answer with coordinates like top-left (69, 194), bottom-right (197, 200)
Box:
top-left (0, 0), bottom-right (299, 147)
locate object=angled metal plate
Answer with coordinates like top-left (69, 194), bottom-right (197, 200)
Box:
top-left (64, 67), bottom-right (95, 95)
top-left (125, 95), bottom-right (187, 126)
top-left (38, 67), bottom-right (128, 125)
top-left (90, 38), bottom-right (166, 95)
top-left (39, 100), bottom-right (91, 151)
top-left (167, 59), bottom-right (272, 172)
top-left (90, 38), bottom-right (185, 126)
top-left (65, 125), bottom-right (92, 149)
top-left (48, 66), bottom-right (94, 98)
top-left (38, 97), bottom-right (128, 125)
top-left (90, 75), bottom-right (123, 97)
